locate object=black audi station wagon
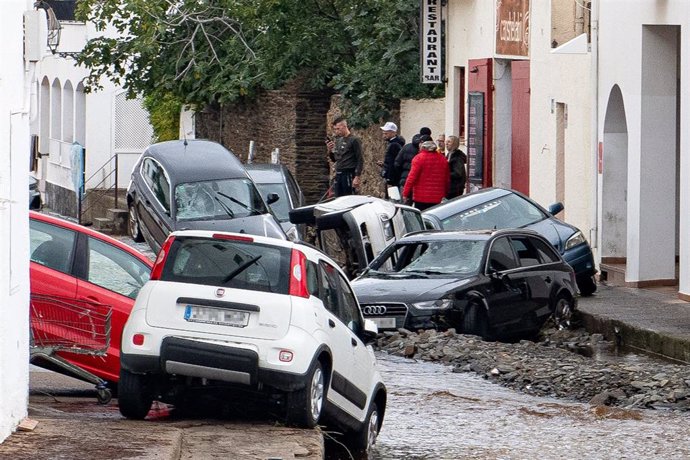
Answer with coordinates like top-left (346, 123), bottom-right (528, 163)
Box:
top-left (351, 229), bottom-right (578, 341)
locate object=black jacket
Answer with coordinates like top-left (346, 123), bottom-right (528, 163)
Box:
top-left (394, 135), bottom-right (421, 189)
top-left (447, 149), bottom-right (467, 198)
top-left (382, 135), bottom-right (405, 185)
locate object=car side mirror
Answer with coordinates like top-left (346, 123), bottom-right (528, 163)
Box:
top-left (361, 319), bottom-right (379, 344)
top-left (266, 193), bottom-right (280, 205)
top-left (548, 202), bottom-right (564, 215)
top-left (490, 270), bottom-right (511, 285)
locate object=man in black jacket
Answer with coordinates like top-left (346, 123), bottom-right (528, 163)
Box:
top-left (326, 116), bottom-right (364, 196)
top-left (377, 121), bottom-right (405, 187)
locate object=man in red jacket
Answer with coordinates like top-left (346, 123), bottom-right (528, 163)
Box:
top-left (402, 140), bottom-right (450, 210)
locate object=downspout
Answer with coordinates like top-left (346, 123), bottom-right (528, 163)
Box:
top-left (590, 0), bottom-right (600, 259)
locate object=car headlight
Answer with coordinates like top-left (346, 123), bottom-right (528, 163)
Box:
top-left (564, 231), bottom-right (587, 251)
top-left (413, 299), bottom-right (453, 310)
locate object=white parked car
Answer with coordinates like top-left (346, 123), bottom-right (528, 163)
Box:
top-left (119, 230), bottom-right (386, 450)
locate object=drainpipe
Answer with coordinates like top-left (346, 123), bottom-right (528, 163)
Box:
top-left (590, 0), bottom-right (600, 258)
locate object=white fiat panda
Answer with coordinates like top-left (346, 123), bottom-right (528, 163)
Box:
top-left (119, 230), bottom-right (385, 451)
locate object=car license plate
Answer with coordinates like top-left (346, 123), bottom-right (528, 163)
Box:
top-left (370, 317), bottom-right (396, 330)
top-left (184, 305), bottom-right (249, 327)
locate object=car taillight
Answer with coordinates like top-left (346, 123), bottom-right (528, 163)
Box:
top-left (132, 334), bottom-right (145, 346)
top-left (149, 236), bottom-right (175, 280)
top-left (289, 249), bottom-right (309, 298)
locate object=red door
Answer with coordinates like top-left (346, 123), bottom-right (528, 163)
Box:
top-left (467, 58), bottom-right (493, 188)
top-left (511, 61), bottom-right (530, 195)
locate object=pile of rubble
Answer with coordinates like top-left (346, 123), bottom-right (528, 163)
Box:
top-left (377, 325), bottom-right (690, 411)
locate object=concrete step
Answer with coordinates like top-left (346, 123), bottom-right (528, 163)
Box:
top-left (106, 208), bottom-right (129, 234)
top-left (599, 263), bottom-right (626, 287)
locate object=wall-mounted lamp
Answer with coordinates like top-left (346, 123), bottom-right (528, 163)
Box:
top-left (469, 66), bottom-right (479, 73)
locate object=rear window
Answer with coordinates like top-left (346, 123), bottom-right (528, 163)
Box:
top-left (160, 236), bottom-right (291, 294)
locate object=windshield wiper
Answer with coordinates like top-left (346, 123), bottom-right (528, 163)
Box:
top-left (216, 191), bottom-right (256, 214)
top-left (213, 194), bottom-right (235, 218)
top-left (222, 255), bottom-right (262, 284)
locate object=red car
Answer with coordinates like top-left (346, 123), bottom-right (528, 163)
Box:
top-left (29, 211), bottom-right (153, 387)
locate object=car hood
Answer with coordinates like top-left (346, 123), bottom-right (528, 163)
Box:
top-left (175, 214), bottom-right (287, 240)
top-left (352, 275), bottom-right (474, 303)
top-left (527, 218), bottom-right (578, 253)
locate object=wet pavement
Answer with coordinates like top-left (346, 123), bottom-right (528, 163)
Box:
top-left (366, 353), bottom-right (690, 460)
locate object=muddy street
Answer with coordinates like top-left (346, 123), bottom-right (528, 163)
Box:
top-left (365, 353), bottom-right (690, 460)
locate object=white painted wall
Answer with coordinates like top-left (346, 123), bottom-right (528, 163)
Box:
top-left (0, 0), bottom-right (32, 442)
top-left (598, 1), bottom-right (690, 289)
top-left (400, 98), bottom-right (445, 145)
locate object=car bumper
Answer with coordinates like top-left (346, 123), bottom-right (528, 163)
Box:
top-left (562, 243), bottom-right (597, 278)
top-left (121, 336), bottom-right (313, 391)
top-left (360, 302), bottom-right (452, 331)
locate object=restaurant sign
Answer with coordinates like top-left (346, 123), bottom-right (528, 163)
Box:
top-left (495, 0), bottom-right (530, 57)
top-left (421, 0), bottom-right (442, 84)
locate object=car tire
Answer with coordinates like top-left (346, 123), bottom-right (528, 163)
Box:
top-left (578, 275), bottom-right (597, 296)
top-left (118, 369), bottom-right (153, 420)
top-left (553, 294), bottom-right (575, 330)
top-left (286, 360), bottom-right (325, 428)
top-left (348, 400), bottom-right (381, 453)
top-left (463, 303), bottom-right (489, 339)
top-left (128, 203), bottom-right (145, 242)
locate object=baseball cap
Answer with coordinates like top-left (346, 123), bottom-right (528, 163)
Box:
top-left (380, 121), bottom-right (398, 132)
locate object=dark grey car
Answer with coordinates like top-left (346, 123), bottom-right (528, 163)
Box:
top-left (126, 140), bottom-right (286, 254)
top-left (245, 163), bottom-right (306, 240)
top-left (352, 229), bottom-right (578, 341)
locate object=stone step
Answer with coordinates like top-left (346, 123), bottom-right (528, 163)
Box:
top-left (106, 208), bottom-right (129, 234)
top-left (599, 263), bottom-right (626, 287)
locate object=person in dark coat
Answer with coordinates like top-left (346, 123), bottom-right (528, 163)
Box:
top-left (393, 134), bottom-right (423, 193)
top-left (326, 116), bottom-right (363, 197)
top-left (446, 135), bottom-right (467, 198)
top-left (377, 121), bottom-right (405, 187)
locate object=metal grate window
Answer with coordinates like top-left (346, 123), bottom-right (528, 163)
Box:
top-left (114, 94), bottom-right (154, 151)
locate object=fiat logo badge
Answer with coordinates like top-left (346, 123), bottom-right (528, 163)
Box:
top-left (215, 288), bottom-right (225, 298)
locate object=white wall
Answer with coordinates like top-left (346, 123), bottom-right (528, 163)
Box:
top-left (0, 0), bottom-right (32, 442)
top-left (400, 98), bottom-right (445, 145)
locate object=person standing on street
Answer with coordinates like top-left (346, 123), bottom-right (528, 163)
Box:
top-left (446, 135), bottom-right (467, 199)
top-left (436, 133), bottom-right (446, 157)
top-left (402, 140), bottom-right (450, 211)
top-left (393, 133), bottom-right (422, 195)
top-left (326, 116), bottom-right (363, 197)
top-left (377, 121), bottom-right (405, 190)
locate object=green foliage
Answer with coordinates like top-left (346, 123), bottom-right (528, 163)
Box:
top-left (144, 92), bottom-right (182, 142)
top-left (76, 0), bottom-right (442, 126)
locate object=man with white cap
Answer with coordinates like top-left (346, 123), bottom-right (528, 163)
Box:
top-left (378, 121), bottom-right (405, 189)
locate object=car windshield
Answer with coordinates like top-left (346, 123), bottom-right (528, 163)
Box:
top-left (174, 178), bottom-right (267, 221)
top-left (255, 183), bottom-right (290, 221)
top-left (369, 239), bottom-right (487, 276)
top-left (160, 236), bottom-right (290, 294)
top-left (441, 193), bottom-right (546, 230)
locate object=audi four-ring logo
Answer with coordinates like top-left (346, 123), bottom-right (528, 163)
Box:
top-left (362, 305), bottom-right (387, 315)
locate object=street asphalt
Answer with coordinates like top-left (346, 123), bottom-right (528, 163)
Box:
top-left (1, 281), bottom-right (688, 459)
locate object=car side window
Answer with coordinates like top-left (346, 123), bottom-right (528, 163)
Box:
top-left (30, 219), bottom-right (76, 274)
top-left (510, 237), bottom-right (541, 267)
top-left (306, 260), bottom-right (319, 297)
top-left (285, 170), bottom-right (301, 206)
top-left (142, 158), bottom-right (170, 212)
top-left (487, 237), bottom-right (519, 272)
top-left (531, 237), bottom-right (561, 264)
top-left (86, 237), bottom-right (151, 299)
top-left (317, 261), bottom-right (340, 316)
top-left (335, 272), bottom-right (362, 334)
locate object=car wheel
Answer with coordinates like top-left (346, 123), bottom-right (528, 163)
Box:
top-left (287, 360), bottom-right (325, 428)
top-left (118, 369), bottom-right (153, 420)
top-left (128, 203), bottom-right (145, 242)
top-left (578, 275), bottom-right (597, 296)
top-left (463, 303), bottom-right (489, 339)
top-left (349, 400), bottom-right (381, 453)
top-left (553, 295), bottom-right (575, 330)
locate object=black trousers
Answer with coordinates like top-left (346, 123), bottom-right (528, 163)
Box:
top-left (334, 169), bottom-right (356, 197)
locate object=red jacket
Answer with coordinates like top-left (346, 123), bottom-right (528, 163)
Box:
top-left (402, 149), bottom-right (450, 204)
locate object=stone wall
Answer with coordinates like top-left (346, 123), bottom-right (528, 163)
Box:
top-left (195, 81), bottom-right (400, 204)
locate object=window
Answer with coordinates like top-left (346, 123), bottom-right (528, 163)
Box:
top-left (335, 273), bottom-right (362, 334)
top-left (442, 193), bottom-right (546, 231)
top-left (161, 237), bottom-right (290, 294)
top-left (30, 219), bottom-right (76, 274)
top-left (87, 237), bottom-right (151, 299)
top-left (510, 237), bottom-right (541, 267)
top-left (317, 261), bottom-right (340, 316)
top-left (142, 158), bottom-right (171, 212)
top-left (318, 261), bottom-right (362, 334)
top-left (531, 237), bottom-right (561, 264)
top-left (551, 0), bottom-right (591, 48)
top-left (488, 237), bottom-right (518, 272)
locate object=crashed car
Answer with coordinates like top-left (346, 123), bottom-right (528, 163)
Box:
top-left (289, 195), bottom-right (425, 278)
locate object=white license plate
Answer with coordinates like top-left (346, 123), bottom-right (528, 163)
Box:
top-left (184, 305), bottom-right (249, 327)
top-left (371, 317), bottom-right (397, 330)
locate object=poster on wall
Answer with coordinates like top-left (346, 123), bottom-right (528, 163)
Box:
top-left (467, 92), bottom-right (484, 187)
top-left (496, 0), bottom-right (530, 57)
top-left (420, 0), bottom-right (442, 83)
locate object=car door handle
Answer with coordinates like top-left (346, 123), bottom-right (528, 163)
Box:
top-left (544, 276), bottom-right (552, 283)
top-left (328, 319), bottom-right (336, 328)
